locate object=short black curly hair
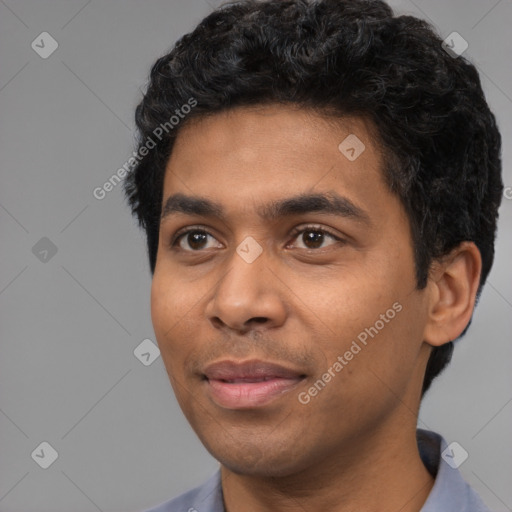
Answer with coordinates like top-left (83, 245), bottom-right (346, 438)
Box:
top-left (124, 0), bottom-right (503, 397)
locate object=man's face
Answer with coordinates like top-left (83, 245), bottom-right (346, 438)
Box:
top-left (151, 105), bottom-right (432, 477)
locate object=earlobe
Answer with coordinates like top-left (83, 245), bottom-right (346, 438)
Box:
top-left (423, 242), bottom-right (482, 347)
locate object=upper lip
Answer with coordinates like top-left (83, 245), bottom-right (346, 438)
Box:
top-left (202, 359), bottom-right (306, 381)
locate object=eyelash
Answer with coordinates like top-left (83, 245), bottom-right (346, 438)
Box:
top-left (170, 224), bottom-right (344, 251)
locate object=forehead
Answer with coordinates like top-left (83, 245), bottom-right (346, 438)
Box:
top-left (161, 104), bottom-right (389, 221)
top-left (169, 104), bottom-right (379, 166)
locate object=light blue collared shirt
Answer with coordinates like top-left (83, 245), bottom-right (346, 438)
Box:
top-left (144, 429), bottom-right (492, 512)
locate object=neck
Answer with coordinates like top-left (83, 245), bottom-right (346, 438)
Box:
top-left (220, 422), bottom-right (434, 512)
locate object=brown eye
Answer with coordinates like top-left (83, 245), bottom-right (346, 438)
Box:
top-left (290, 226), bottom-right (342, 250)
top-left (301, 230), bottom-right (326, 249)
top-left (173, 229), bottom-right (220, 251)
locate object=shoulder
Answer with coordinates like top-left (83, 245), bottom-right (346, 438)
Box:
top-left (142, 470), bottom-right (223, 512)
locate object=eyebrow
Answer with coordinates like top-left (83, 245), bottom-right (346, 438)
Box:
top-left (160, 192), bottom-right (372, 226)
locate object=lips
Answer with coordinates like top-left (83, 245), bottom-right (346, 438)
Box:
top-left (202, 360), bottom-right (306, 409)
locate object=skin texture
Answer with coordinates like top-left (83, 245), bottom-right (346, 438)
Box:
top-left (151, 104), bottom-right (482, 512)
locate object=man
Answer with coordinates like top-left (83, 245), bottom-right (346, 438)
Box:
top-left (123, 0), bottom-right (503, 510)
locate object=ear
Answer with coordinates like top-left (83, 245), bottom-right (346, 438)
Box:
top-left (423, 242), bottom-right (482, 347)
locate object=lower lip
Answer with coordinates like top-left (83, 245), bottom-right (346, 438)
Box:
top-left (205, 377), bottom-right (304, 409)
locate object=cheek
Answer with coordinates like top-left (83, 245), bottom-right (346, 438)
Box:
top-left (311, 270), bottom-right (420, 396)
top-left (317, 269), bottom-right (398, 338)
top-left (150, 273), bottom-right (196, 362)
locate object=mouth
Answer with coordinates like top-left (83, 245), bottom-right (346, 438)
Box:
top-left (202, 359), bottom-right (307, 409)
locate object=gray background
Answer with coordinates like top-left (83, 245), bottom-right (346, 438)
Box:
top-left (0, 0), bottom-right (510, 511)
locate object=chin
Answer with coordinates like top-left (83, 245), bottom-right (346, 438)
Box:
top-left (203, 436), bottom-right (312, 478)
top-left (220, 457), bottom-right (303, 478)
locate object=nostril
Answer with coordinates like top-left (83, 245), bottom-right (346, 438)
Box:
top-left (251, 317), bottom-right (268, 324)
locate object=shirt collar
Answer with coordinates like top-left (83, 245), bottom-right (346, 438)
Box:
top-left (417, 429), bottom-right (487, 511)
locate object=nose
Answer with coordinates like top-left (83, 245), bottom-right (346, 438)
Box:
top-left (205, 243), bottom-right (287, 334)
